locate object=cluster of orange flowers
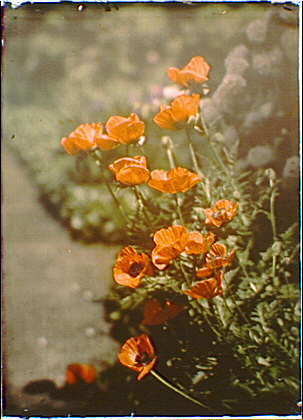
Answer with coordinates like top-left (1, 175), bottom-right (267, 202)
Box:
top-left (61, 114), bottom-right (145, 155)
top-left (114, 210), bottom-right (236, 299)
top-left (60, 95), bottom-right (201, 156)
top-left (61, 56), bottom-right (210, 155)
top-left (109, 156), bottom-right (202, 191)
top-left (61, 56), bottom-right (240, 386)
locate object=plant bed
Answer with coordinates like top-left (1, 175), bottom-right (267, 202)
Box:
top-left (13, 53), bottom-right (300, 417)
top-left (4, 4), bottom-right (299, 244)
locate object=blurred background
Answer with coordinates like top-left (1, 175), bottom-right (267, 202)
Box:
top-left (2, 2), bottom-right (299, 415)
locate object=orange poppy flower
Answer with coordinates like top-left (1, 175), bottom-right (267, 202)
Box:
top-left (109, 156), bottom-right (150, 185)
top-left (196, 265), bottom-right (214, 279)
top-left (66, 363), bottom-right (97, 385)
top-left (185, 231), bottom-right (216, 255)
top-left (148, 167), bottom-right (201, 193)
top-left (152, 225), bottom-right (189, 269)
top-left (184, 271), bottom-right (224, 299)
top-left (204, 200), bottom-right (239, 227)
top-left (168, 56), bottom-right (211, 87)
top-left (152, 226), bottom-right (214, 269)
top-left (61, 123), bottom-right (116, 155)
top-left (97, 113), bottom-right (145, 146)
top-left (143, 299), bottom-right (184, 325)
top-left (205, 243), bottom-right (235, 270)
top-left (153, 94), bottom-right (200, 130)
top-left (113, 247), bottom-right (154, 288)
top-left (118, 334), bottom-right (157, 380)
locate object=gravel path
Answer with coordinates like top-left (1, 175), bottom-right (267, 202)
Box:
top-left (3, 149), bottom-right (119, 412)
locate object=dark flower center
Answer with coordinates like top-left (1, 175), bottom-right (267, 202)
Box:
top-left (128, 262), bottom-right (145, 277)
top-left (213, 210), bottom-right (226, 219)
top-left (135, 351), bottom-right (152, 366)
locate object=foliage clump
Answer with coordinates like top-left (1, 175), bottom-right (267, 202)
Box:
top-left (61, 54), bottom-right (300, 415)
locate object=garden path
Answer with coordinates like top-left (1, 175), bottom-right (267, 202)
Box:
top-left (3, 149), bottom-right (119, 410)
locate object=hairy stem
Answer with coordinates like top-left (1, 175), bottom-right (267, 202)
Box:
top-left (185, 126), bottom-right (211, 204)
top-left (175, 195), bottom-right (185, 225)
top-left (133, 186), bottom-right (151, 223)
top-left (163, 136), bottom-right (177, 169)
top-left (190, 300), bottom-right (223, 341)
top-left (269, 187), bottom-right (278, 279)
top-left (91, 151), bottom-right (128, 222)
top-left (229, 294), bottom-right (250, 323)
top-left (200, 111), bottom-right (248, 226)
top-left (150, 369), bottom-right (212, 411)
top-left (162, 136), bottom-right (185, 224)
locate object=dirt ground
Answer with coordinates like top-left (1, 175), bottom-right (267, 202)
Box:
top-left (3, 149), bottom-right (119, 413)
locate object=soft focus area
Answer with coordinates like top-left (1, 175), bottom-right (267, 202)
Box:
top-left (2, 2), bottom-right (300, 416)
top-left (3, 3), bottom-right (299, 241)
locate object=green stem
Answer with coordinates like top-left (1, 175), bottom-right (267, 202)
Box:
top-left (168, 150), bottom-right (176, 168)
top-left (270, 189), bottom-right (278, 240)
top-left (175, 195), bottom-right (185, 224)
top-left (133, 186), bottom-right (151, 223)
top-left (199, 111), bottom-right (228, 178)
top-left (203, 310), bottom-right (223, 339)
top-left (269, 188), bottom-right (278, 279)
top-left (221, 295), bottom-right (234, 317)
top-left (103, 176), bottom-right (128, 223)
top-left (200, 110), bottom-right (209, 137)
top-left (190, 300), bottom-right (223, 340)
top-left (150, 369), bottom-right (212, 411)
top-left (208, 142), bottom-right (248, 226)
top-left (208, 299), bottom-right (226, 330)
top-left (177, 259), bottom-right (190, 286)
top-left (185, 127), bottom-right (201, 176)
top-left (90, 152), bottom-right (128, 223)
top-left (229, 294), bottom-right (250, 323)
top-left (164, 140), bottom-right (177, 169)
top-left (162, 137), bottom-right (185, 224)
top-left (185, 127), bottom-right (211, 204)
top-left (200, 111), bottom-right (248, 225)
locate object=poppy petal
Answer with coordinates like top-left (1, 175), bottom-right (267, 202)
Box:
top-left (61, 123), bottom-right (104, 154)
top-left (153, 94), bottom-right (200, 130)
top-left (148, 167), bottom-right (201, 193)
top-left (61, 137), bottom-right (81, 155)
top-left (196, 266), bottom-right (214, 278)
top-left (95, 134), bottom-right (120, 150)
top-left (184, 273), bottom-right (223, 299)
top-left (109, 156), bottom-right (150, 185)
top-left (171, 94), bottom-right (200, 122)
top-left (143, 299), bottom-right (184, 325)
top-left (204, 200), bottom-right (238, 227)
top-left (167, 67), bottom-right (181, 84)
top-left (153, 225), bottom-right (189, 250)
top-left (152, 245), bottom-right (180, 270)
top-left (114, 247), bottom-right (154, 287)
top-left (106, 114), bottom-right (145, 144)
top-left (153, 108), bottom-right (177, 130)
top-left (118, 334), bottom-right (157, 380)
top-left (185, 231), bottom-right (209, 254)
top-left (66, 363), bottom-right (97, 384)
top-left (167, 56), bottom-right (210, 87)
